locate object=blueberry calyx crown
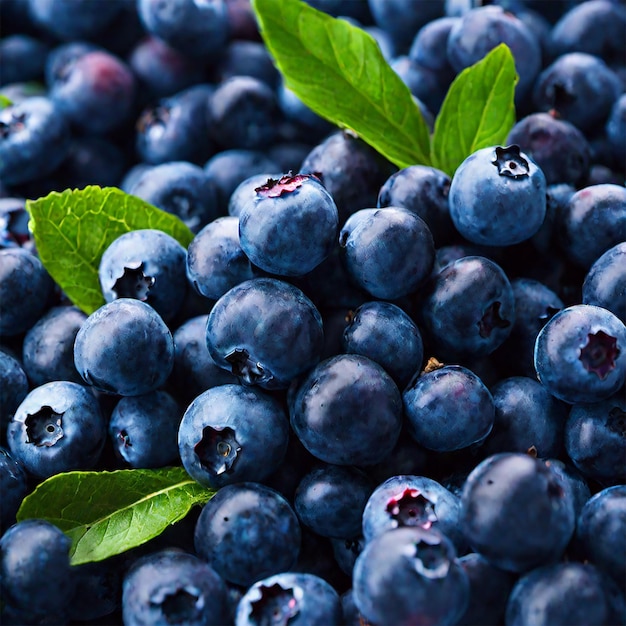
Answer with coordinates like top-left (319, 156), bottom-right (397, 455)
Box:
top-left (492, 145), bottom-right (529, 179)
top-left (537, 305), bottom-right (562, 325)
top-left (194, 425), bottom-right (241, 476)
top-left (579, 330), bottom-right (620, 380)
top-left (0, 110), bottom-right (26, 138)
top-left (25, 406), bottom-right (64, 447)
top-left (112, 261), bottom-right (155, 301)
top-left (249, 583), bottom-right (300, 625)
top-left (386, 488), bottom-right (438, 530)
top-left (136, 104), bottom-right (170, 133)
top-left (409, 536), bottom-right (451, 579)
top-left (225, 348), bottom-right (273, 386)
top-left (477, 301), bottom-right (510, 338)
top-left (150, 584), bottom-right (204, 623)
top-left (254, 173), bottom-right (314, 198)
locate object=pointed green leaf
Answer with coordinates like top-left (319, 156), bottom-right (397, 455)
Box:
top-left (0, 94), bottom-right (12, 109)
top-left (252, 0), bottom-right (431, 168)
top-left (16, 467), bottom-right (214, 565)
top-left (26, 186), bottom-right (194, 315)
top-left (431, 44), bottom-right (518, 177)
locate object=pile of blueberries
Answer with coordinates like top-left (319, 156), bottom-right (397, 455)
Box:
top-left (1, 0), bottom-right (626, 624)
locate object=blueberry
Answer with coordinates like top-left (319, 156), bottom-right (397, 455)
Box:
top-left (0, 446), bottom-right (28, 532)
top-left (74, 298), bottom-right (175, 397)
top-left (342, 300), bottom-right (423, 389)
top-left (203, 149), bottom-right (280, 215)
top-left (178, 384), bottom-right (289, 489)
top-left (129, 161), bottom-right (219, 233)
top-left (193, 482), bottom-right (301, 587)
top-left (294, 465), bottom-right (373, 540)
top-left (290, 353), bottom-right (402, 466)
top-left (28, 0), bottom-right (124, 40)
top-left (277, 81), bottom-right (335, 139)
top-left (496, 277), bottom-right (563, 378)
top-left (138, 0), bottom-right (230, 59)
top-left (234, 572), bottom-right (342, 626)
top-left (136, 84), bottom-right (215, 166)
top-left (22, 305), bottom-right (86, 387)
top-left (0, 97), bottom-right (71, 186)
top-left (122, 548), bottom-right (230, 626)
top-left (44, 41), bottom-right (101, 88)
top-left (506, 112), bottom-right (591, 186)
top-left (448, 145), bottom-right (547, 246)
top-left (377, 164), bottom-right (453, 247)
top-left (353, 526), bottom-right (470, 626)
top-left (186, 216), bottom-right (256, 301)
top-left (129, 36), bottom-right (207, 100)
top-left (560, 184), bottom-right (626, 273)
top-left (0, 35), bottom-right (48, 86)
top-left (606, 93), bottom-right (626, 165)
top-left (0, 249), bottom-right (54, 338)
top-left (390, 56), bottom-right (450, 117)
top-left (214, 40), bottom-right (280, 89)
top-left (171, 315), bottom-right (238, 405)
top-left (98, 228), bottom-right (188, 323)
top-left (533, 52), bottom-right (622, 133)
top-left (0, 349), bottom-right (28, 431)
top-left (403, 364), bottom-right (495, 452)
top-left (534, 304), bottom-right (626, 404)
top-left (460, 452), bottom-right (575, 572)
top-left (206, 277), bottom-right (324, 390)
top-left (56, 136), bottom-right (127, 190)
top-left (49, 50), bottom-right (136, 135)
top-left (505, 562), bottom-right (612, 626)
top-left (409, 16), bottom-right (459, 76)
top-left (339, 207), bottom-right (435, 300)
top-left (0, 519), bottom-right (75, 621)
top-left (548, 0), bottom-right (626, 65)
top-left (419, 255), bottom-right (515, 359)
top-left (361, 474), bottom-right (465, 552)
top-left (456, 553), bottom-right (516, 626)
top-left (300, 130), bottom-right (397, 224)
top-left (208, 76), bottom-right (280, 151)
top-left (583, 242), bottom-right (626, 324)
top-left (481, 376), bottom-right (568, 458)
top-left (575, 484), bottom-right (626, 587)
top-left (110, 390), bottom-right (181, 469)
top-left (367, 0), bottom-right (445, 55)
top-left (7, 380), bottom-right (106, 478)
top-left (239, 173), bottom-right (339, 276)
top-left (68, 558), bottom-right (122, 623)
top-left (564, 390), bottom-right (626, 485)
top-left (447, 5), bottom-right (542, 101)
top-left (330, 535), bottom-right (365, 577)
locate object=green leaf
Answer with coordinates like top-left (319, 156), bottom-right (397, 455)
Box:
top-left (26, 186), bottom-right (194, 315)
top-left (17, 466), bottom-right (214, 565)
top-left (430, 44), bottom-right (518, 177)
top-left (0, 94), bottom-right (12, 109)
top-left (252, 0), bottom-right (431, 168)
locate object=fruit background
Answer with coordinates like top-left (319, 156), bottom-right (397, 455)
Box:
top-left (0, 0), bottom-right (625, 625)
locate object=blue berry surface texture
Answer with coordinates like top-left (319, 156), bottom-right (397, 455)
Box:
top-left (448, 144), bottom-right (546, 246)
top-left (534, 303), bottom-right (626, 404)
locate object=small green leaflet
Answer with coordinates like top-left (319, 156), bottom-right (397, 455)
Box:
top-left (17, 466), bottom-right (214, 565)
top-left (430, 44), bottom-right (518, 176)
top-left (252, 0), bottom-right (431, 169)
top-left (0, 94), bottom-right (12, 109)
top-left (26, 186), bottom-right (194, 315)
